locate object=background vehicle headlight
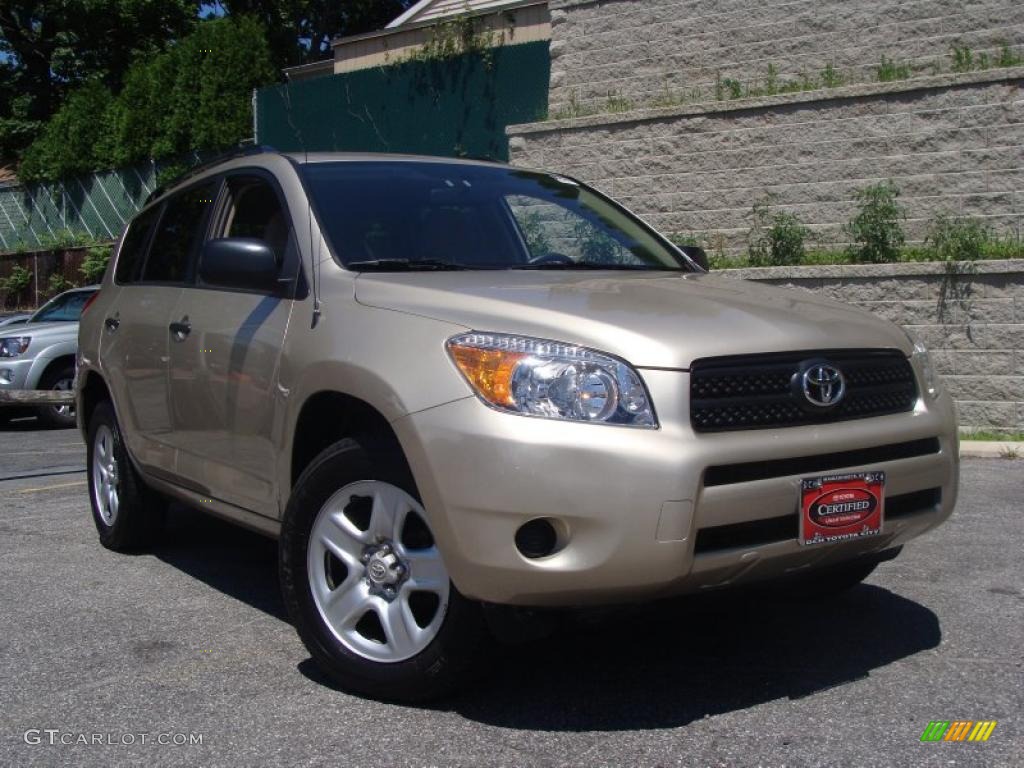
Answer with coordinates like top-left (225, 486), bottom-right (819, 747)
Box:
top-left (447, 332), bottom-right (657, 427)
top-left (907, 332), bottom-right (941, 399)
top-left (0, 336), bottom-right (30, 358)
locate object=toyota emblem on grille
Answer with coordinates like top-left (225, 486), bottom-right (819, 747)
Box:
top-left (801, 363), bottom-right (846, 407)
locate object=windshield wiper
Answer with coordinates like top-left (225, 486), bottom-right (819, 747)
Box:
top-left (346, 258), bottom-right (468, 272)
top-left (511, 261), bottom-right (672, 271)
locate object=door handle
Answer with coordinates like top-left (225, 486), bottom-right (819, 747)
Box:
top-left (104, 316), bottom-right (119, 331)
top-left (169, 318), bottom-right (191, 341)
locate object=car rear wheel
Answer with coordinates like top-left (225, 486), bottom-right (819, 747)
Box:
top-left (37, 364), bottom-right (76, 428)
top-left (87, 400), bottom-right (166, 551)
top-left (279, 437), bottom-right (487, 701)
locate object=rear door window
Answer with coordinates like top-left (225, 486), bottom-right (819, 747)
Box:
top-left (142, 181), bottom-right (219, 284)
top-left (115, 206), bottom-right (160, 284)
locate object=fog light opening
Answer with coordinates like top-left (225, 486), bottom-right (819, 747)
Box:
top-left (515, 518), bottom-right (561, 559)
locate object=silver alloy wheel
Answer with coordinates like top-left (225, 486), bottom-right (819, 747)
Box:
top-left (91, 424), bottom-right (120, 526)
top-left (307, 480), bottom-right (450, 663)
top-left (51, 376), bottom-right (75, 418)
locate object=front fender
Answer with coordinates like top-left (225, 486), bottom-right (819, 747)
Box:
top-left (26, 338), bottom-right (78, 388)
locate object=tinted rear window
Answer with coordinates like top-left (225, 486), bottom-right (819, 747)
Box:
top-left (115, 206), bottom-right (159, 284)
top-left (142, 182), bottom-right (218, 283)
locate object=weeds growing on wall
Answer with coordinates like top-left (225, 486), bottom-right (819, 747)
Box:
top-left (951, 42), bottom-right (1023, 73)
top-left (547, 38), bottom-right (1024, 122)
top-left (406, 14), bottom-right (498, 69)
top-left (671, 184), bottom-right (1024, 269)
top-left (876, 55), bottom-right (911, 82)
top-left (845, 181), bottom-right (906, 263)
top-left (747, 201), bottom-right (810, 266)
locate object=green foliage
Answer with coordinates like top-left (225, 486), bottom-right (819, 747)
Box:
top-left (950, 42), bottom-right (1022, 73)
top-left (876, 56), bottom-right (911, 82)
top-left (19, 80), bottom-right (116, 180)
top-left (406, 14), bottom-right (497, 68)
top-left (604, 92), bottom-right (634, 113)
top-left (716, 75), bottom-right (743, 100)
top-left (47, 272), bottom-right (73, 295)
top-left (79, 245), bottom-right (113, 284)
top-left (518, 210), bottom-right (552, 255)
top-left (951, 45), bottom-right (974, 73)
top-left (0, 264), bottom-right (33, 294)
top-left (222, 0), bottom-right (409, 68)
top-left (671, 211), bottom-right (1022, 269)
top-left (820, 62), bottom-right (844, 88)
top-left (845, 181), bottom-right (906, 263)
top-left (573, 218), bottom-right (620, 263)
top-left (20, 17), bottom-right (278, 181)
top-left (925, 215), bottom-right (989, 262)
top-left (996, 42), bottom-right (1023, 67)
top-left (0, 1), bottom-right (197, 162)
top-left (747, 202), bottom-right (810, 266)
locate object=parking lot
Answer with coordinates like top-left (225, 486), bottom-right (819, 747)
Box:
top-left (0, 420), bottom-right (1020, 768)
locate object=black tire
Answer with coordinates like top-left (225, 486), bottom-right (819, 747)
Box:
top-left (280, 436), bottom-right (488, 702)
top-left (87, 400), bottom-right (166, 551)
top-left (37, 364), bottom-right (77, 428)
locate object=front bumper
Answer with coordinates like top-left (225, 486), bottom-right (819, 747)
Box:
top-left (393, 369), bottom-right (959, 606)
top-left (0, 357), bottom-right (34, 389)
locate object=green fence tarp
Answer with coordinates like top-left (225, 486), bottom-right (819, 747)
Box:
top-left (255, 41), bottom-right (550, 161)
top-left (0, 163), bottom-right (157, 252)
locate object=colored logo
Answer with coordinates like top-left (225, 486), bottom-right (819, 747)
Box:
top-left (920, 721), bottom-right (997, 742)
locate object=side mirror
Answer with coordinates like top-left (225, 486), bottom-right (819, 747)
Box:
top-left (679, 245), bottom-right (710, 271)
top-left (200, 238), bottom-right (280, 292)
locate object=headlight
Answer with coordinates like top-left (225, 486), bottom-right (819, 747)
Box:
top-left (0, 336), bottom-right (30, 358)
top-left (447, 332), bottom-right (657, 427)
top-left (907, 333), bottom-right (940, 399)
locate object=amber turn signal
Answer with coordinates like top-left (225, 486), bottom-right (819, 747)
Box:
top-left (447, 343), bottom-right (525, 408)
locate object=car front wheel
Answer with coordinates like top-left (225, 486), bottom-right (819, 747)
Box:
top-left (37, 364), bottom-right (76, 428)
top-left (279, 437), bottom-right (486, 701)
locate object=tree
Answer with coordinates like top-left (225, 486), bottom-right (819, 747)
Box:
top-left (20, 15), bottom-right (280, 180)
top-left (222, 1), bottom-right (410, 67)
top-left (19, 80), bottom-right (116, 179)
top-left (0, 1), bottom-right (198, 161)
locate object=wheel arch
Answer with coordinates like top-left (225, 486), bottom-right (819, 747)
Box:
top-left (77, 368), bottom-right (113, 439)
top-left (289, 390), bottom-right (409, 492)
top-left (32, 351), bottom-right (77, 389)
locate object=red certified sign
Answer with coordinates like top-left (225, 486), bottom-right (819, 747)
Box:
top-left (800, 472), bottom-right (885, 545)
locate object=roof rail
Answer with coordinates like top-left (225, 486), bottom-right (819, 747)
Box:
top-left (144, 144), bottom-right (279, 205)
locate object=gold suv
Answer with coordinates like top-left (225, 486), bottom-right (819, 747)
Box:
top-left (76, 150), bottom-right (958, 700)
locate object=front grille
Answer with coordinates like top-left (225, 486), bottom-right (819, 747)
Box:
top-left (690, 349), bottom-right (917, 432)
top-left (693, 487), bottom-right (942, 554)
top-left (704, 438), bottom-right (941, 486)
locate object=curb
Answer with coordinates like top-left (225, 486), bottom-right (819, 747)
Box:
top-left (959, 441), bottom-right (1024, 459)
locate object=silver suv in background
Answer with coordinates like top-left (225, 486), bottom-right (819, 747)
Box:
top-left (76, 150), bottom-right (958, 701)
top-left (0, 285), bottom-right (98, 427)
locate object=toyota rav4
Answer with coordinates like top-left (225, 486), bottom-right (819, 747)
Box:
top-left (76, 150), bottom-right (958, 701)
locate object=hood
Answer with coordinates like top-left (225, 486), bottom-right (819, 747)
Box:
top-left (354, 271), bottom-right (912, 369)
top-left (0, 320), bottom-right (78, 342)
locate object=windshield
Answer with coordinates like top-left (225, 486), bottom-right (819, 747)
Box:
top-left (301, 161), bottom-right (690, 271)
top-left (30, 290), bottom-right (96, 323)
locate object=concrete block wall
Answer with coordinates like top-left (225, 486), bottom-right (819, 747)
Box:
top-left (718, 260), bottom-right (1024, 433)
top-left (508, 70), bottom-right (1024, 250)
top-left (548, 0), bottom-right (1024, 113)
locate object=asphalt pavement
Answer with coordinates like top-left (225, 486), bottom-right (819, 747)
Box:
top-left (0, 418), bottom-right (1020, 768)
